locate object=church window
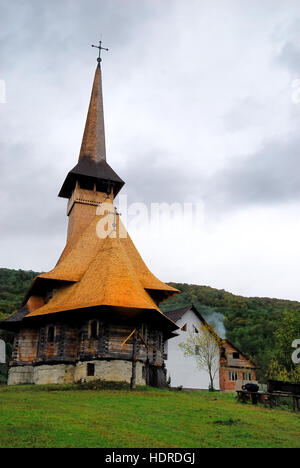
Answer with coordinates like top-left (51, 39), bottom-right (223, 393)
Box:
top-left (45, 289), bottom-right (57, 304)
top-left (80, 178), bottom-right (94, 191)
top-left (96, 180), bottom-right (105, 192)
top-left (181, 324), bottom-right (187, 332)
top-left (90, 320), bottom-right (98, 339)
top-left (193, 325), bottom-right (199, 334)
top-left (47, 326), bottom-right (55, 343)
top-left (158, 333), bottom-right (162, 350)
top-left (140, 324), bottom-right (148, 344)
top-left (87, 363), bottom-right (95, 377)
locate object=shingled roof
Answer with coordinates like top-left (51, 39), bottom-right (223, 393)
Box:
top-left (163, 306), bottom-right (192, 323)
top-left (21, 206), bottom-right (179, 320)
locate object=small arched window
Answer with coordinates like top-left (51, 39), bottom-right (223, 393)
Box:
top-left (47, 326), bottom-right (55, 343)
top-left (90, 320), bottom-right (98, 339)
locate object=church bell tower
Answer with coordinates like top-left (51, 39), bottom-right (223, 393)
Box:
top-left (58, 61), bottom-right (124, 242)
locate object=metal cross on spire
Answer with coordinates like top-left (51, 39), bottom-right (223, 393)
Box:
top-left (92, 40), bottom-right (109, 63)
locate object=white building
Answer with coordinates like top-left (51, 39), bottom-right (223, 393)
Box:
top-left (164, 305), bottom-right (220, 390)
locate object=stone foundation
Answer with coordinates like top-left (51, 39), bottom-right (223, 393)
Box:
top-left (8, 360), bottom-right (146, 386)
top-left (33, 364), bottom-right (75, 385)
top-left (74, 360), bottom-right (145, 385)
top-left (8, 365), bottom-right (34, 385)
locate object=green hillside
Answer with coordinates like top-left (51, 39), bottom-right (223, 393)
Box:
top-left (0, 269), bottom-right (299, 383)
top-left (0, 386), bottom-right (299, 448)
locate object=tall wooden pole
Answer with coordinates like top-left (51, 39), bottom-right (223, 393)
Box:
top-left (130, 332), bottom-right (137, 391)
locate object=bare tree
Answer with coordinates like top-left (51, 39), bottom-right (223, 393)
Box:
top-left (179, 325), bottom-right (221, 391)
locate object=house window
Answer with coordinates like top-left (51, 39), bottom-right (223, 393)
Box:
top-left (87, 363), bottom-right (95, 377)
top-left (47, 326), bottom-right (55, 343)
top-left (181, 324), bottom-right (187, 332)
top-left (243, 372), bottom-right (252, 381)
top-left (232, 352), bottom-right (240, 359)
top-left (90, 320), bottom-right (98, 339)
top-left (229, 371), bottom-right (238, 381)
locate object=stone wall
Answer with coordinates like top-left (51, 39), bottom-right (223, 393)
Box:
top-left (8, 365), bottom-right (34, 385)
top-left (74, 360), bottom-right (145, 385)
top-left (8, 359), bottom-right (146, 386)
top-left (33, 364), bottom-right (75, 385)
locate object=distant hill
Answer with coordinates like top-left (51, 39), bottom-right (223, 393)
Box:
top-left (0, 268), bottom-right (299, 381)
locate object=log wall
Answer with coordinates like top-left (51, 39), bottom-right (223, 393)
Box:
top-left (10, 318), bottom-right (166, 368)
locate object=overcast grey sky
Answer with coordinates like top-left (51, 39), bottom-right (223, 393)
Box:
top-left (1, 0), bottom-right (300, 300)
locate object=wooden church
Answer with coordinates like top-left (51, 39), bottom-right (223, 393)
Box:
top-left (1, 51), bottom-right (179, 387)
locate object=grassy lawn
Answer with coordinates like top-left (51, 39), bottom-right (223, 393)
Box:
top-left (0, 385), bottom-right (299, 448)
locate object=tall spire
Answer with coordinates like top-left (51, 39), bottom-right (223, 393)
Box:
top-left (58, 53), bottom-right (124, 200)
top-left (79, 65), bottom-right (106, 162)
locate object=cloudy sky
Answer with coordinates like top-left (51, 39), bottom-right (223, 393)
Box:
top-left (1, 0), bottom-right (300, 300)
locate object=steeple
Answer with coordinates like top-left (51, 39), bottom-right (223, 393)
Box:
top-left (79, 64), bottom-right (106, 163)
top-left (58, 63), bottom-right (124, 200)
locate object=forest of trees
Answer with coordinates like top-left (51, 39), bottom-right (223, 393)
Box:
top-left (0, 269), bottom-right (299, 384)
